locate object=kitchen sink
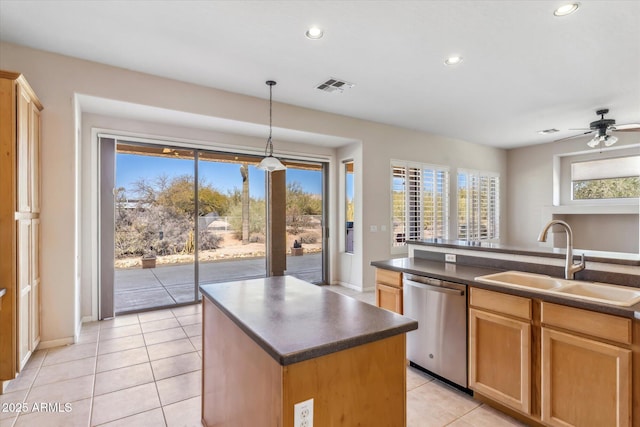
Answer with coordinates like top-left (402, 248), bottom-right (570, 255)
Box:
top-left (474, 271), bottom-right (565, 290)
top-left (554, 282), bottom-right (640, 307)
top-left (475, 271), bottom-right (640, 307)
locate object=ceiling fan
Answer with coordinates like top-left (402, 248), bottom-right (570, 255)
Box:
top-left (556, 109), bottom-right (640, 147)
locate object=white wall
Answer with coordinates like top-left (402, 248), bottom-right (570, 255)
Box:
top-left (1, 41), bottom-right (507, 343)
top-left (506, 134), bottom-right (640, 250)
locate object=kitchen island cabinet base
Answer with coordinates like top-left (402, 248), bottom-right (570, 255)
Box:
top-left (202, 297), bottom-right (408, 427)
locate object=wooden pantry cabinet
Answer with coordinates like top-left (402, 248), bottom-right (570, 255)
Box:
top-left (469, 287), bottom-right (636, 427)
top-left (0, 71), bottom-right (42, 383)
top-left (375, 268), bottom-right (403, 314)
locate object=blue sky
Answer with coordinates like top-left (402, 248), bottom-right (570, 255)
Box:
top-left (116, 153), bottom-right (322, 199)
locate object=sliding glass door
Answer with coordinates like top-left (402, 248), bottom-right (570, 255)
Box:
top-left (102, 138), bottom-right (328, 316)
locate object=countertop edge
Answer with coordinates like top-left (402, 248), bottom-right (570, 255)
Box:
top-left (371, 258), bottom-right (640, 320)
top-left (410, 240), bottom-right (640, 266)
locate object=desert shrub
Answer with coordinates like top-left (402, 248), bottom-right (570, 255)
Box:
top-left (249, 233), bottom-right (265, 243)
top-left (299, 233), bottom-right (317, 244)
top-left (199, 230), bottom-right (224, 250)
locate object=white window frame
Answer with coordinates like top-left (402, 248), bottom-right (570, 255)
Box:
top-left (457, 169), bottom-right (500, 242)
top-left (391, 160), bottom-right (449, 253)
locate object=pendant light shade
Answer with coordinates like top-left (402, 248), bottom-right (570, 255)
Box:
top-left (257, 80), bottom-right (286, 172)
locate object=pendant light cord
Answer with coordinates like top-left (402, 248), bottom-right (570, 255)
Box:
top-left (266, 80), bottom-right (276, 157)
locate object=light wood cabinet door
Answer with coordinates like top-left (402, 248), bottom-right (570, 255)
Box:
top-left (29, 103), bottom-right (40, 213)
top-left (376, 283), bottom-right (403, 314)
top-left (17, 84), bottom-right (31, 213)
top-left (469, 308), bottom-right (531, 414)
top-left (17, 219), bottom-right (32, 370)
top-left (30, 218), bottom-right (40, 350)
top-left (541, 328), bottom-right (631, 427)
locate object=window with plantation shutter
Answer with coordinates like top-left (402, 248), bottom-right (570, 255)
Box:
top-left (391, 161), bottom-right (449, 249)
top-left (457, 169), bottom-right (499, 241)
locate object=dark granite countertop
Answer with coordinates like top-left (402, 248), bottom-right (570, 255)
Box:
top-left (411, 239), bottom-right (640, 266)
top-left (199, 276), bottom-right (418, 366)
top-left (371, 258), bottom-right (640, 320)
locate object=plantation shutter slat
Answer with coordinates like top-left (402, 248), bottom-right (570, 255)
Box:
top-left (457, 170), bottom-right (499, 241)
top-left (392, 161), bottom-right (449, 248)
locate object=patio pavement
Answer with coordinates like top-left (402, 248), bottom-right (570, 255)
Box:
top-left (115, 253), bottom-right (323, 313)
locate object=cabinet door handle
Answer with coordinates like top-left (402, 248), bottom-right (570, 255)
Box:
top-left (404, 279), bottom-right (464, 296)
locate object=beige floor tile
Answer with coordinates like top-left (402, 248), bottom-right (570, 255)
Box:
top-left (171, 304), bottom-right (201, 317)
top-left (97, 408), bottom-right (167, 427)
top-left (33, 357), bottom-right (96, 387)
top-left (138, 309), bottom-right (175, 323)
top-left (2, 367), bottom-right (38, 393)
top-left (189, 335), bottom-right (202, 351)
top-left (151, 352), bottom-right (201, 381)
top-left (97, 347), bottom-right (149, 373)
top-left (163, 396), bottom-right (202, 427)
top-left (26, 374), bottom-right (94, 405)
top-left (143, 327), bottom-right (187, 346)
top-left (0, 389), bottom-right (28, 422)
top-left (176, 314), bottom-right (201, 327)
top-left (14, 397), bottom-right (91, 427)
top-left (140, 318), bottom-right (180, 334)
top-left (156, 370), bottom-right (201, 406)
top-left (100, 314), bottom-right (140, 329)
top-left (76, 330), bottom-right (99, 344)
top-left (94, 363), bottom-right (154, 396)
top-left (91, 382), bottom-right (160, 426)
top-left (450, 404), bottom-right (527, 427)
top-left (147, 338), bottom-right (195, 361)
top-left (42, 342), bottom-right (97, 366)
top-left (99, 324), bottom-right (142, 341)
top-left (181, 324), bottom-right (202, 338)
top-left (98, 334), bottom-right (145, 355)
top-left (407, 366), bottom-right (433, 391)
top-left (410, 380), bottom-right (479, 417)
top-left (22, 349), bottom-right (47, 370)
top-left (406, 389), bottom-right (459, 427)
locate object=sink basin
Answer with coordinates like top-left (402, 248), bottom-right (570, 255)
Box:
top-left (475, 271), bottom-right (640, 307)
top-left (554, 282), bottom-right (640, 307)
top-left (474, 271), bottom-right (565, 290)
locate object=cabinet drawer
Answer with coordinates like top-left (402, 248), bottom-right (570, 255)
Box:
top-left (376, 283), bottom-right (402, 314)
top-left (470, 288), bottom-right (531, 320)
top-left (541, 302), bottom-right (631, 345)
top-left (375, 268), bottom-right (402, 288)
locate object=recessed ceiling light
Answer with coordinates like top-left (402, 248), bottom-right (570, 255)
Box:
top-left (305, 26), bottom-right (323, 40)
top-left (444, 56), bottom-right (463, 66)
top-left (554, 3), bottom-right (580, 16)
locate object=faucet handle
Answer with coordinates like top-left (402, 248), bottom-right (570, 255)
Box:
top-left (575, 253), bottom-right (585, 267)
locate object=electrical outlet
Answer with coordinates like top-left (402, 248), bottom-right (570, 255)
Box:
top-left (445, 253), bottom-right (456, 263)
top-left (294, 398), bottom-right (314, 427)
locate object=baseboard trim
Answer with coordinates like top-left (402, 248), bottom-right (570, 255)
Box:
top-left (38, 337), bottom-right (74, 350)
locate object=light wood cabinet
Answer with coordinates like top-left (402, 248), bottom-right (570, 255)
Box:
top-left (375, 268), bottom-right (403, 314)
top-left (0, 70), bottom-right (42, 382)
top-left (469, 288), bottom-right (531, 414)
top-left (541, 302), bottom-right (632, 427)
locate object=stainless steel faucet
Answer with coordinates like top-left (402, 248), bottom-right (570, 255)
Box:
top-left (537, 219), bottom-right (585, 279)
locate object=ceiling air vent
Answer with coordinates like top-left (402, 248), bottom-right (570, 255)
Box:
top-left (316, 77), bottom-right (355, 93)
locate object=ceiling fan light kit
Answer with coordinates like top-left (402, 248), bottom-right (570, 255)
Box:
top-left (555, 108), bottom-right (640, 147)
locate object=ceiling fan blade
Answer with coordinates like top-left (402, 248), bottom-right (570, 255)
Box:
top-left (554, 130), bottom-right (594, 142)
top-left (568, 128), bottom-right (592, 131)
top-left (610, 123), bottom-right (640, 132)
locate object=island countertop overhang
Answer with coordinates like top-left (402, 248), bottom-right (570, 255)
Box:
top-left (199, 276), bottom-right (418, 366)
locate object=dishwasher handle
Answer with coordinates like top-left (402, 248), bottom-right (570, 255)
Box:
top-left (404, 278), bottom-right (465, 296)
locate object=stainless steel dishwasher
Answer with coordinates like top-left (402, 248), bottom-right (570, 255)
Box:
top-left (403, 273), bottom-right (468, 389)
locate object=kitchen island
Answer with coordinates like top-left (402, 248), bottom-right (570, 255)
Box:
top-left (199, 276), bottom-right (417, 427)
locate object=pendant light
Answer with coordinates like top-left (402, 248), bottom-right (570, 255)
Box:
top-left (257, 80), bottom-right (286, 172)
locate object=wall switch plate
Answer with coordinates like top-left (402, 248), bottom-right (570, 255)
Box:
top-left (294, 398), bottom-right (314, 427)
top-left (445, 254), bottom-right (456, 263)
top-left (370, 225), bottom-right (378, 232)
top-left (380, 225), bottom-right (387, 231)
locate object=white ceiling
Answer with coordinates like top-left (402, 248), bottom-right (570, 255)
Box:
top-left (1, 0), bottom-right (639, 149)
